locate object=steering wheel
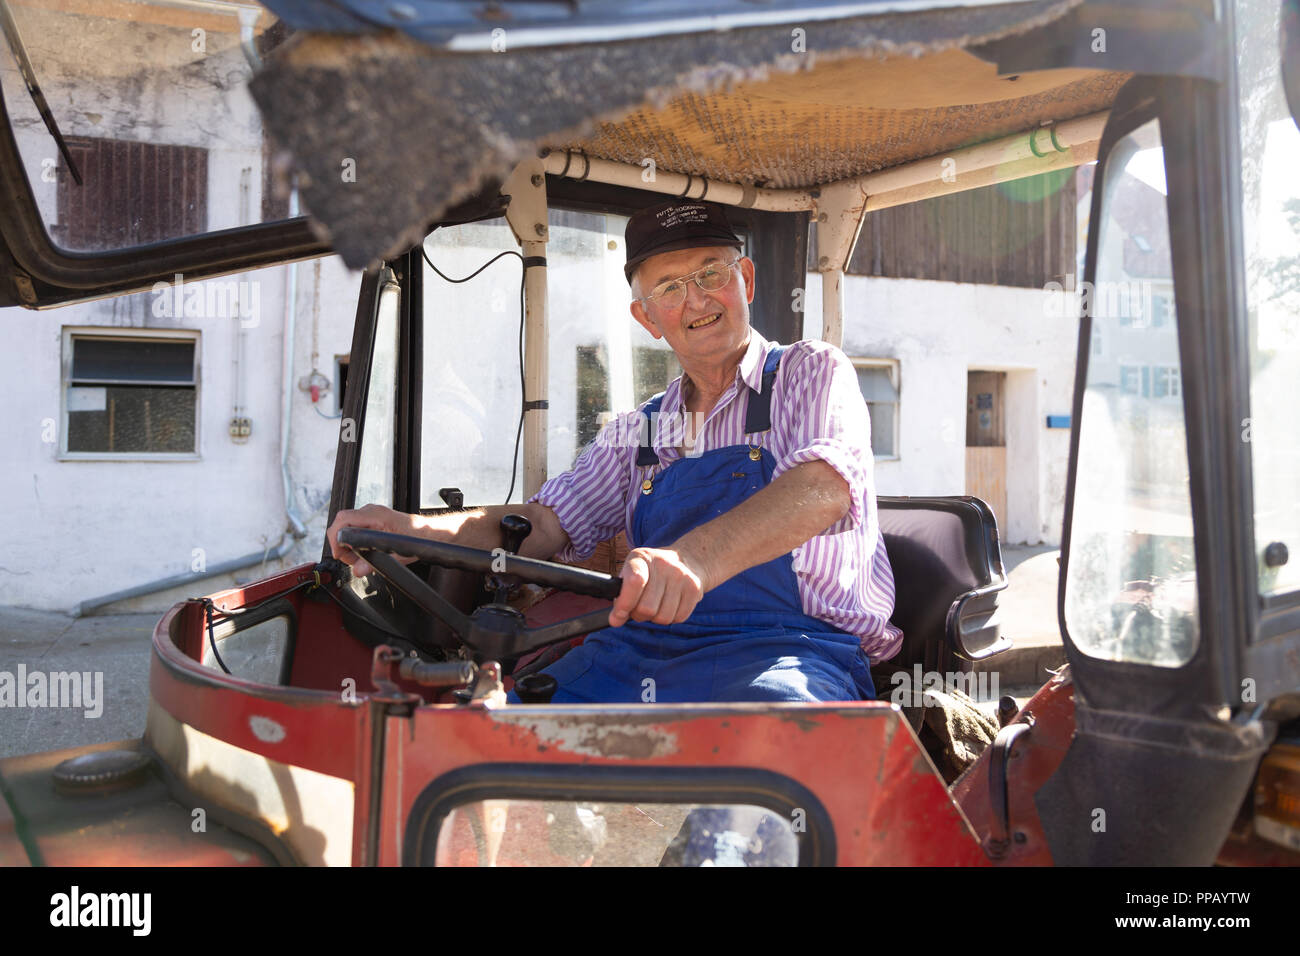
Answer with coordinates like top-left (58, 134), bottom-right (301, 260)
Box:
top-left (336, 525), bottom-right (622, 662)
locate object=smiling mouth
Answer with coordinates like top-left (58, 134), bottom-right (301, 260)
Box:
top-left (687, 313), bottom-right (722, 330)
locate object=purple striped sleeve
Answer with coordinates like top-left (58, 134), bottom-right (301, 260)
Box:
top-left (769, 340), bottom-right (873, 536)
top-left (529, 411), bottom-right (636, 562)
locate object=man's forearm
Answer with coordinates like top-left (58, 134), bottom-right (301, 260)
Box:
top-left (414, 502), bottom-right (569, 560)
top-left (670, 460), bottom-right (851, 591)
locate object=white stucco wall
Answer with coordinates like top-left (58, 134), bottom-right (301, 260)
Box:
top-left (803, 273), bottom-right (1078, 545)
top-left (0, 6), bottom-right (365, 613)
top-left (0, 256), bottom-right (361, 614)
top-left (0, 3), bottom-right (1081, 611)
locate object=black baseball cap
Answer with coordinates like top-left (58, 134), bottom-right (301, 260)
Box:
top-left (624, 200), bottom-right (744, 284)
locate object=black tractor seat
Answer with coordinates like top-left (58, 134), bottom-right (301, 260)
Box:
top-left (875, 495), bottom-right (1010, 677)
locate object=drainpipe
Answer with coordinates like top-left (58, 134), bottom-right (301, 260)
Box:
top-left (75, 540), bottom-right (297, 618)
top-left (280, 188), bottom-right (308, 538)
top-left (235, 3), bottom-right (262, 71)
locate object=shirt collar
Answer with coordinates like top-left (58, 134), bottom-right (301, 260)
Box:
top-left (737, 330), bottom-right (772, 394)
top-left (676, 329), bottom-right (772, 406)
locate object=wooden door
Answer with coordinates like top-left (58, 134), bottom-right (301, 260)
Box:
top-left (965, 371), bottom-right (1007, 538)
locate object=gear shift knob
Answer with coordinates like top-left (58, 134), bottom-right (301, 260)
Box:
top-left (488, 514), bottom-right (533, 606)
top-left (500, 513), bottom-right (532, 555)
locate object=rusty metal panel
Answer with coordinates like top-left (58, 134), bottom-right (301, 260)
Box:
top-left (953, 668), bottom-right (1074, 866)
top-left (380, 702), bottom-right (989, 866)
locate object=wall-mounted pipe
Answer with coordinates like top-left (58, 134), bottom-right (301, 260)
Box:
top-left (280, 188), bottom-right (308, 539)
top-left (75, 537), bottom-right (295, 618)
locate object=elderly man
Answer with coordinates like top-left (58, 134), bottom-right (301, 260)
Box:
top-left (328, 199), bottom-right (900, 703)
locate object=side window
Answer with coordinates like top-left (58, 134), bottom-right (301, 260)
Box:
top-left (1236, 0), bottom-right (1300, 596)
top-left (852, 359), bottom-right (900, 460)
top-left (1063, 118), bottom-right (1200, 667)
top-left (62, 330), bottom-right (199, 457)
top-left (1, 1), bottom-right (289, 252)
top-left (354, 272), bottom-right (400, 509)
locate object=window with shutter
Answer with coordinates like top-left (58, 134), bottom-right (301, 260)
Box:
top-left (62, 330), bottom-right (200, 458)
top-left (54, 136), bottom-right (208, 252)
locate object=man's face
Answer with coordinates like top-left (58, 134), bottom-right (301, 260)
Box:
top-left (629, 245), bottom-right (756, 368)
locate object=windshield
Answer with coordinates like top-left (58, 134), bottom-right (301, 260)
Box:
top-left (420, 210), bottom-right (680, 508)
top-left (436, 800), bottom-right (800, 867)
top-left (0, 0), bottom-right (292, 253)
top-left (1063, 118), bottom-right (1199, 667)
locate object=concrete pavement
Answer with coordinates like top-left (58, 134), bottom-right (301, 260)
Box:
top-left (0, 607), bottom-right (156, 760)
top-left (974, 544), bottom-right (1067, 694)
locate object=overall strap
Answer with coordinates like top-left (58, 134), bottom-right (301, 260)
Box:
top-left (743, 344), bottom-right (788, 434)
top-left (636, 392), bottom-right (667, 467)
top-left (636, 344), bottom-right (789, 467)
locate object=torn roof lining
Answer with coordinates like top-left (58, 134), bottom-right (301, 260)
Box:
top-left (249, 0), bottom-right (1109, 266)
top-left (550, 49), bottom-right (1126, 191)
top-left (534, 107), bottom-right (1109, 219)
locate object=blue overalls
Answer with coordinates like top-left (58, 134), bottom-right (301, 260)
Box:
top-left (512, 346), bottom-right (875, 705)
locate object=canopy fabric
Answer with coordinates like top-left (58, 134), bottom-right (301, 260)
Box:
top-left (251, 0), bottom-right (1119, 267)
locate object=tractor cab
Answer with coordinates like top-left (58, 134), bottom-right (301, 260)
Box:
top-left (1, 0), bottom-right (1299, 867)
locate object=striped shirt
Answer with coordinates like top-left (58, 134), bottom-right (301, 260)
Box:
top-left (530, 331), bottom-right (903, 662)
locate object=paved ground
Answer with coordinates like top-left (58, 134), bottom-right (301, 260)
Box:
top-left (0, 607), bottom-right (156, 760)
top-left (983, 544), bottom-right (1067, 695)
top-left (0, 545), bottom-right (1066, 759)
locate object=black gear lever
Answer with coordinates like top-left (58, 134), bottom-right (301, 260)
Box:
top-left (500, 514), bottom-right (532, 555)
top-left (489, 514), bottom-right (533, 603)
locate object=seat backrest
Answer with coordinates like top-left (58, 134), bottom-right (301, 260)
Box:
top-left (877, 495), bottom-right (1008, 675)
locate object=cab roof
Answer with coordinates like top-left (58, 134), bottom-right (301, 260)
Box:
top-left (250, 0), bottom-right (1163, 265)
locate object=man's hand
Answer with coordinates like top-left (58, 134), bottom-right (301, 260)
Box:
top-left (327, 503), bottom-right (427, 578)
top-left (603, 461), bottom-right (851, 629)
top-left (327, 501), bottom-right (571, 579)
top-left (609, 546), bottom-right (710, 628)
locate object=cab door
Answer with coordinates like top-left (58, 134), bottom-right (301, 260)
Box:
top-left (1043, 1), bottom-right (1300, 865)
top-left (373, 698), bottom-right (988, 867)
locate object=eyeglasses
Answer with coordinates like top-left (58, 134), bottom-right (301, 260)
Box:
top-left (636, 258), bottom-right (742, 309)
